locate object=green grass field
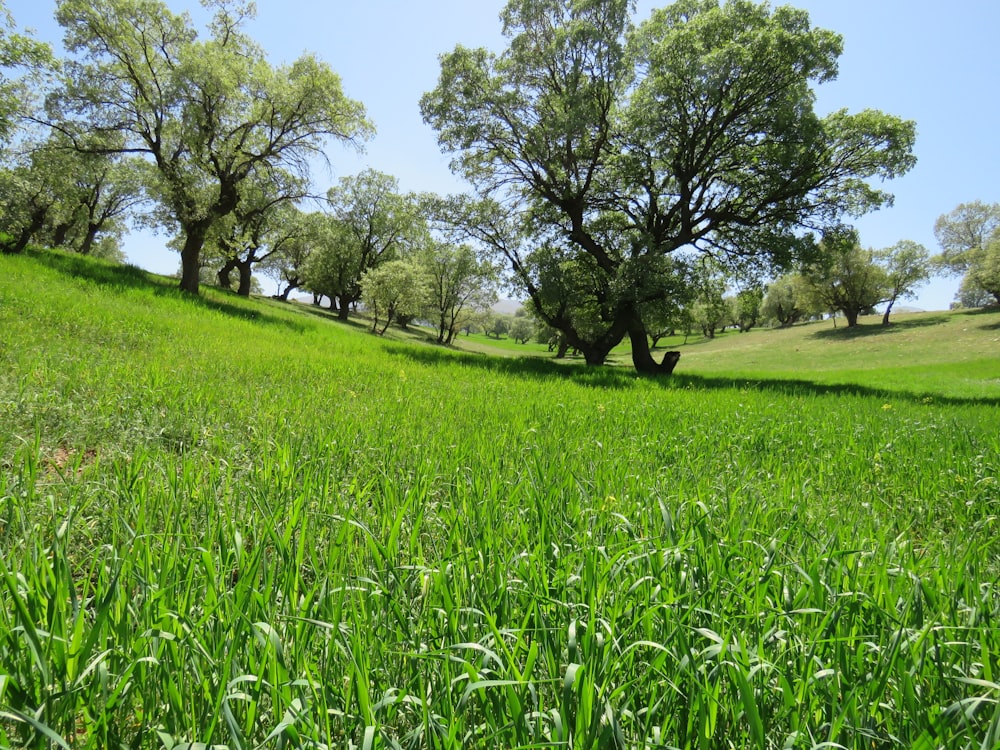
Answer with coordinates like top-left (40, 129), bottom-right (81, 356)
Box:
top-left (1, 249), bottom-right (999, 749)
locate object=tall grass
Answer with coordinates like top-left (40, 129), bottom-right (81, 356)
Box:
top-left (0, 249), bottom-right (998, 748)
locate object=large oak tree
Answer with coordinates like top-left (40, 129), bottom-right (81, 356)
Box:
top-left (48, 0), bottom-right (372, 294)
top-left (421, 0), bottom-right (916, 373)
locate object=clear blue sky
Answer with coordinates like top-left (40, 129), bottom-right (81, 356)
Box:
top-left (10, 0), bottom-right (1000, 310)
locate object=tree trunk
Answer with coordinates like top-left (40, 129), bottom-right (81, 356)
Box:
top-left (236, 259), bottom-right (253, 297)
top-left (79, 223), bottom-right (101, 256)
top-left (628, 325), bottom-right (681, 375)
top-left (555, 338), bottom-right (570, 358)
top-left (437, 311), bottom-right (448, 344)
top-left (337, 296), bottom-right (351, 320)
top-left (217, 258), bottom-right (237, 289)
top-left (881, 300), bottom-right (895, 326)
top-left (843, 309), bottom-right (859, 327)
top-left (179, 224), bottom-right (210, 295)
top-left (581, 346), bottom-right (607, 365)
top-left (52, 222), bottom-right (72, 249)
top-left (7, 208), bottom-right (47, 254)
top-left (378, 306), bottom-right (393, 335)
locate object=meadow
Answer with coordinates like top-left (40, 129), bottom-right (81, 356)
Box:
top-left (1, 249), bottom-right (998, 749)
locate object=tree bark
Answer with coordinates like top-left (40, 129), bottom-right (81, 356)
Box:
top-left (7, 208), bottom-right (47, 254)
top-left (236, 258), bottom-right (253, 296)
top-left (881, 300), bottom-right (895, 325)
top-left (276, 279), bottom-right (297, 301)
top-left (52, 222), bottom-right (72, 249)
top-left (179, 222), bottom-right (211, 294)
top-left (217, 258), bottom-right (237, 289)
top-left (337, 296), bottom-right (351, 320)
top-left (79, 223), bottom-right (101, 256)
top-left (628, 324), bottom-right (681, 375)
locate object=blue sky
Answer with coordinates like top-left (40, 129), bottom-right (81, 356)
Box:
top-left (10, 0), bottom-right (1000, 310)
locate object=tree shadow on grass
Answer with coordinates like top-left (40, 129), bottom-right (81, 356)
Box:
top-left (386, 338), bottom-right (1000, 407)
top-left (27, 247), bottom-right (167, 291)
top-left (664, 372), bottom-right (1000, 408)
top-left (264, 297), bottom-right (361, 327)
top-left (808, 314), bottom-right (952, 340)
top-left (384, 343), bottom-right (641, 390)
top-left (28, 248), bottom-right (308, 333)
top-left (954, 306), bottom-right (1000, 330)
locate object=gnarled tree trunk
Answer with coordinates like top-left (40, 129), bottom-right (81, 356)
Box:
top-left (628, 324), bottom-right (681, 375)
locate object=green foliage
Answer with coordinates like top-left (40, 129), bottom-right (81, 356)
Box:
top-left (934, 202), bottom-right (1000, 306)
top-left (50, 0), bottom-right (372, 293)
top-left (964, 237), bottom-right (1000, 305)
top-left (0, 129), bottom-right (144, 257)
top-left (761, 272), bottom-right (815, 327)
top-left (802, 234), bottom-right (931, 327)
top-left (420, 239), bottom-right (498, 344)
top-left (0, 3), bottom-right (53, 145)
top-left (508, 315), bottom-right (534, 343)
top-left (802, 232), bottom-right (888, 326)
top-left (359, 258), bottom-right (428, 334)
top-left (422, 0), bottom-right (916, 372)
top-left (304, 171), bottom-right (425, 318)
top-left (727, 286), bottom-right (764, 332)
top-left (485, 312), bottom-right (512, 339)
top-left (877, 239), bottom-right (931, 323)
top-left (2, 251), bottom-right (999, 748)
top-left (933, 200), bottom-right (1000, 273)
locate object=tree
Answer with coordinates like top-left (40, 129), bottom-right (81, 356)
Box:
top-left (306, 170), bottom-right (424, 318)
top-left (260, 210), bottom-right (317, 301)
top-left (962, 237), bottom-right (1000, 305)
top-left (0, 138), bottom-right (65, 254)
top-left (486, 314), bottom-right (512, 339)
top-left (210, 170), bottom-right (308, 296)
top-left (0, 129), bottom-right (144, 257)
top-left (422, 0), bottom-right (915, 373)
top-left (954, 268), bottom-right (998, 309)
top-left (360, 259), bottom-right (428, 335)
top-left (933, 201), bottom-right (1000, 273)
top-left (761, 273), bottom-right (812, 328)
top-left (691, 259), bottom-right (729, 338)
top-left (509, 315), bottom-right (535, 344)
top-left (802, 233), bottom-right (888, 327)
top-left (50, 0), bottom-right (371, 294)
top-left (933, 202), bottom-right (1000, 306)
top-left (877, 240), bottom-right (930, 324)
top-left (728, 287), bottom-right (764, 333)
top-left (421, 240), bottom-right (498, 344)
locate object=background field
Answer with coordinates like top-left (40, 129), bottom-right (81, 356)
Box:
top-left (1, 250), bottom-right (998, 749)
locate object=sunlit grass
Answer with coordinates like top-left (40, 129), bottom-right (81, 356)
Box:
top-left (1, 249), bottom-right (998, 748)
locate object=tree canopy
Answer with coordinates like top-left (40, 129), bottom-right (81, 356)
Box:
top-left (48, 0), bottom-right (372, 293)
top-left (422, 0), bottom-right (916, 372)
top-left (934, 201), bottom-right (1000, 306)
top-left (303, 170), bottom-right (426, 318)
top-left (0, 1), bottom-right (52, 146)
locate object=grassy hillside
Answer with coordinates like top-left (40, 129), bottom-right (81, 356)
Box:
top-left (459, 308), bottom-right (1000, 400)
top-left (1, 249), bottom-right (999, 749)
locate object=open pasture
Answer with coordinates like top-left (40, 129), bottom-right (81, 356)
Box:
top-left (1, 251), bottom-right (998, 749)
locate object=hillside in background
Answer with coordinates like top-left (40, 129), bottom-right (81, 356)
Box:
top-left (1, 249), bottom-right (999, 748)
